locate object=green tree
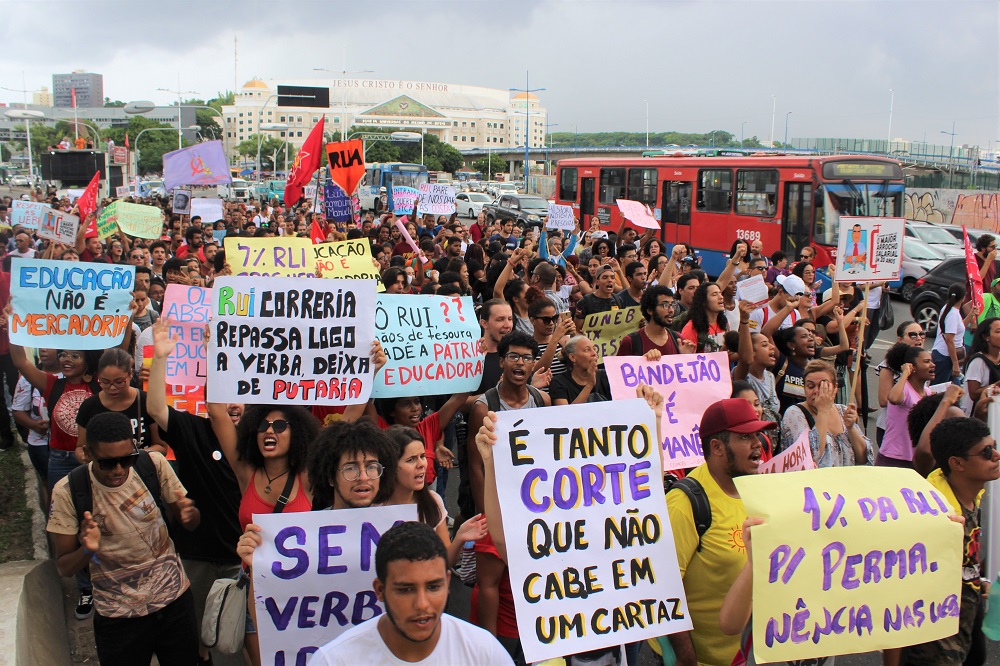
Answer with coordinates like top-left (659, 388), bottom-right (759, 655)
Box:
top-left (103, 98), bottom-right (126, 107)
top-left (102, 116), bottom-right (189, 174)
top-left (472, 153), bottom-right (507, 178)
top-left (235, 134), bottom-right (291, 170)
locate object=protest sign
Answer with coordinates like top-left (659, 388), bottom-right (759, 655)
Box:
top-left (9, 258), bottom-right (135, 349)
top-left (581, 306), bottom-right (642, 362)
top-left (734, 467), bottom-right (962, 663)
top-left (161, 284), bottom-right (212, 385)
top-left (493, 400), bottom-right (692, 662)
top-left (736, 273), bottom-right (770, 308)
top-left (112, 146), bottom-right (128, 165)
top-left (65, 189), bottom-right (85, 202)
top-left (757, 430), bottom-right (815, 474)
top-left (10, 200), bottom-right (48, 229)
top-left (834, 216), bottom-right (905, 282)
top-left (37, 209), bottom-right (79, 245)
top-left (212, 229), bottom-right (226, 244)
top-left (372, 295), bottom-right (484, 397)
top-left (314, 239), bottom-right (381, 281)
top-left (392, 186), bottom-right (419, 215)
top-left (616, 199), bottom-right (659, 230)
top-left (546, 203), bottom-right (575, 231)
top-left (100, 201), bottom-right (163, 239)
top-left (225, 237), bottom-right (316, 278)
top-left (252, 505), bottom-right (417, 666)
top-left (162, 140), bottom-right (232, 190)
top-left (172, 189), bottom-right (192, 215)
top-left (191, 198), bottom-right (224, 225)
top-left (324, 181), bottom-right (354, 223)
top-left (325, 139), bottom-right (366, 195)
top-left (417, 183), bottom-right (456, 216)
top-left (141, 347), bottom-right (207, 417)
top-left (115, 185), bottom-right (130, 198)
top-left (207, 276), bottom-right (377, 404)
top-left (605, 352), bottom-right (731, 471)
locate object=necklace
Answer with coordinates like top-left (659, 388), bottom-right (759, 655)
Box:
top-left (263, 468), bottom-right (289, 494)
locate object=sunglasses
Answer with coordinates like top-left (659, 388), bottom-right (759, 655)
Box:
top-left (906, 331), bottom-right (926, 339)
top-left (532, 315), bottom-right (557, 325)
top-left (257, 419), bottom-right (290, 434)
top-left (93, 452), bottom-right (140, 471)
top-left (964, 444), bottom-right (997, 461)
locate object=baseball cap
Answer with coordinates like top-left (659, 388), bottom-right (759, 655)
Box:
top-left (991, 277), bottom-right (1000, 288)
top-left (681, 256), bottom-right (698, 265)
top-left (776, 274), bottom-right (806, 296)
top-left (591, 230), bottom-right (608, 240)
top-left (700, 398), bottom-right (777, 440)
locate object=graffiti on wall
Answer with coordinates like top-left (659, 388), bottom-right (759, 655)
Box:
top-left (905, 188), bottom-right (1000, 231)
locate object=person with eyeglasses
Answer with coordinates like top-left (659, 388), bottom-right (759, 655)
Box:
top-left (902, 417), bottom-right (999, 665)
top-left (526, 295), bottom-right (574, 380)
top-left (962, 317), bottom-right (1000, 419)
top-left (47, 411), bottom-right (202, 665)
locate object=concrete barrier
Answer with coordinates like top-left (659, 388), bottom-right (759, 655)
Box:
top-left (0, 559), bottom-right (71, 666)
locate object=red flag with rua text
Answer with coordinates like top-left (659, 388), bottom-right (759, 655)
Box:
top-left (284, 117), bottom-right (324, 207)
top-left (965, 226), bottom-right (984, 313)
top-left (77, 171), bottom-right (101, 222)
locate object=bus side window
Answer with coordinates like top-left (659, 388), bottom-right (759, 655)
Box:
top-left (559, 168), bottom-right (578, 202)
top-left (697, 169), bottom-right (732, 213)
top-left (662, 181), bottom-right (691, 225)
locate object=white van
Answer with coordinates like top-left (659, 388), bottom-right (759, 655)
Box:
top-left (220, 179), bottom-right (251, 201)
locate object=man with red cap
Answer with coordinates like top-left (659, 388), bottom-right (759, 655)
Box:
top-left (663, 398), bottom-right (774, 666)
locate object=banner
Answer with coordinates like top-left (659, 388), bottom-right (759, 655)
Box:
top-left (580, 306), bottom-right (642, 362)
top-left (546, 203), bottom-right (575, 231)
top-left (834, 216), bottom-right (905, 282)
top-left (417, 183), bottom-right (456, 216)
top-left (392, 186), bottom-right (419, 215)
top-left (252, 505), bottom-right (416, 666)
top-left (325, 139), bottom-right (365, 196)
top-left (324, 181), bottom-right (354, 223)
top-left (191, 198), bottom-right (224, 224)
top-left (112, 146), bottom-right (128, 164)
top-left (115, 185), bottom-right (130, 198)
top-left (313, 239), bottom-right (381, 282)
top-left (162, 140), bottom-right (232, 191)
top-left (100, 201), bottom-right (163, 239)
top-left (172, 189), bottom-right (192, 215)
top-left (10, 200), bottom-right (48, 229)
top-left (493, 400), bottom-right (692, 663)
top-left (37, 209), bottom-right (80, 245)
top-left (207, 276), bottom-right (377, 404)
top-left (616, 199), bottom-right (659, 230)
top-left (225, 237), bottom-right (380, 281)
top-left (734, 467), bottom-right (963, 663)
top-left (9, 259), bottom-right (134, 349)
top-left (161, 284), bottom-right (211, 385)
top-left (605, 353), bottom-right (731, 471)
top-left (757, 430), bottom-right (815, 474)
top-left (372, 295), bottom-right (484, 397)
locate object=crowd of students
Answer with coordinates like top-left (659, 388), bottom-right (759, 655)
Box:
top-left (0, 186), bottom-right (995, 666)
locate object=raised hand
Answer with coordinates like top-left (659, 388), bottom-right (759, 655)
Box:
top-left (371, 340), bottom-right (387, 374)
top-left (151, 318), bottom-right (175, 359)
top-left (475, 411), bottom-right (499, 463)
top-left (455, 513), bottom-right (488, 543)
top-left (80, 510), bottom-right (101, 553)
top-left (636, 383), bottom-right (663, 419)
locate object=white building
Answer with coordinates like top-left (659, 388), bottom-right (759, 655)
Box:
top-left (222, 77), bottom-right (546, 162)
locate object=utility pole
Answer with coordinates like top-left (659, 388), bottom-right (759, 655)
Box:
top-left (509, 72), bottom-right (545, 181)
top-left (157, 76), bottom-right (199, 149)
top-left (770, 95), bottom-right (776, 148)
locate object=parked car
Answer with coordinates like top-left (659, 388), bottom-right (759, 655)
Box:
top-left (482, 194), bottom-right (550, 228)
top-left (908, 257), bottom-right (966, 336)
top-left (889, 238), bottom-right (945, 302)
top-left (904, 222), bottom-right (964, 258)
top-left (455, 192), bottom-right (492, 218)
top-left (940, 224), bottom-right (990, 246)
top-left (9, 175), bottom-right (30, 187)
top-left (220, 179), bottom-right (251, 202)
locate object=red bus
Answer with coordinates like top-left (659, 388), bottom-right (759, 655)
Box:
top-left (553, 154), bottom-right (905, 277)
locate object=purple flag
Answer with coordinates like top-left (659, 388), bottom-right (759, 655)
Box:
top-left (162, 140), bottom-right (232, 191)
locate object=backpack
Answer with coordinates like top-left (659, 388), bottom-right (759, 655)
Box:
top-left (482, 384), bottom-right (546, 412)
top-left (628, 328), bottom-right (681, 357)
top-left (68, 449), bottom-right (164, 527)
top-left (664, 476), bottom-right (712, 551)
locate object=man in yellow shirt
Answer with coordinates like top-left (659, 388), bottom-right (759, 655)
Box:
top-left (665, 398), bottom-right (774, 666)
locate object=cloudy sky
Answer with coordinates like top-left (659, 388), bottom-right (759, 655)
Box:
top-left (1, 0), bottom-right (997, 149)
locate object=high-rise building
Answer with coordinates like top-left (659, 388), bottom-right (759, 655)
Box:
top-left (52, 71), bottom-right (104, 108)
top-left (32, 87), bottom-right (53, 107)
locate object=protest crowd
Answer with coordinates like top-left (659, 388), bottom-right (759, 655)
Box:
top-left (1, 135), bottom-right (997, 666)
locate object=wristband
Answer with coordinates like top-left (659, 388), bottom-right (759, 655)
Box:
top-left (82, 545), bottom-right (94, 555)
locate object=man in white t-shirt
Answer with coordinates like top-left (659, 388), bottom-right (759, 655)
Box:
top-left (311, 521), bottom-right (513, 666)
top-left (748, 273), bottom-right (805, 334)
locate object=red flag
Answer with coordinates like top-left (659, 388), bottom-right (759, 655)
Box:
top-left (71, 87), bottom-right (77, 109)
top-left (284, 117), bottom-right (325, 207)
top-left (965, 225), bottom-right (985, 313)
top-left (125, 132), bottom-right (130, 149)
top-left (310, 218), bottom-right (328, 245)
top-left (77, 171), bottom-right (101, 222)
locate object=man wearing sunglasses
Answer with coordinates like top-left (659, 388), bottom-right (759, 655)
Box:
top-left (903, 417), bottom-right (999, 664)
top-left (47, 411), bottom-right (201, 664)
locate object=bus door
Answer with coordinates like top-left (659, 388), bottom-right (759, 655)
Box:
top-left (580, 177), bottom-right (596, 223)
top-left (661, 181), bottom-right (692, 246)
top-left (781, 182), bottom-right (813, 258)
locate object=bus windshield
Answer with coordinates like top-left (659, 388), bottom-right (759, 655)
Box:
top-left (813, 182), bottom-right (905, 247)
top-left (387, 168), bottom-right (429, 190)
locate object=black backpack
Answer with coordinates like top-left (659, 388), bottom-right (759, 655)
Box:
top-left (68, 450), bottom-right (165, 527)
top-left (664, 475), bottom-right (712, 551)
top-left (628, 329), bottom-right (682, 357)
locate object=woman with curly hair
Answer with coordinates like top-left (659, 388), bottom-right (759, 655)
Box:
top-left (680, 281), bottom-right (729, 352)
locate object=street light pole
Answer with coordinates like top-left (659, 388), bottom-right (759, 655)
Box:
top-left (784, 112), bottom-right (792, 148)
top-left (313, 67), bottom-right (375, 141)
top-left (741, 121), bottom-right (747, 148)
top-left (510, 71), bottom-right (545, 181)
top-left (4, 109), bottom-right (45, 185)
top-left (770, 95), bottom-right (776, 148)
top-left (156, 79), bottom-right (199, 149)
top-left (941, 122), bottom-right (957, 188)
top-left (644, 100), bottom-right (649, 147)
top-left (886, 88), bottom-right (894, 154)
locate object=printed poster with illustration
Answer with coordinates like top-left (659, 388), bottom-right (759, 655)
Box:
top-left (833, 216), bottom-right (905, 283)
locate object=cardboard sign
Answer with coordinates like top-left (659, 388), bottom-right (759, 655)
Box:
top-left (172, 189), bottom-right (192, 215)
top-left (372, 295), bottom-right (484, 397)
top-left (115, 185), bottom-right (130, 198)
top-left (616, 199), bottom-right (659, 230)
top-left (580, 306), bottom-right (642, 362)
top-left (834, 216), bottom-right (905, 282)
top-left (141, 346), bottom-right (207, 418)
top-left (101, 201), bottom-right (163, 239)
top-left (417, 183), bottom-right (456, 216)
top-left (392, 186), bottom-right (419, 215)
top-left (226, 237), bottom-right (380, 282)
top-left (546, 203), bottom-right (575, 231)
top-left (734, 467), bottom-right (962, 663)
top-left (324, 181), bottom-right (354, 223)
top-left (207, 276), bottom-right (378, 404)
top-left (757, 430), bottom-right (816, 474)
top-left (9, 259), bottom-right (135, 349)
top-left (161, 284), bottom-right (212, 386)
top-left (252, 505), bottom-right (416, 666)
top-left (190, 198), bottom-right (224, 224)
top-left (37, 209), bottom-right (80, 245)
top-left (736, 273), bottom-right (770, 308)
top-left (313, 239), bottom-right (381, 282)
top-left (493, 400), bottom-right (692, 662)
top-left (10, 200), bottom-right (48, 229)
top-left (605, 353), bottom-right (732, 471)
top-left (325, 139), bottom-right (366, 196)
